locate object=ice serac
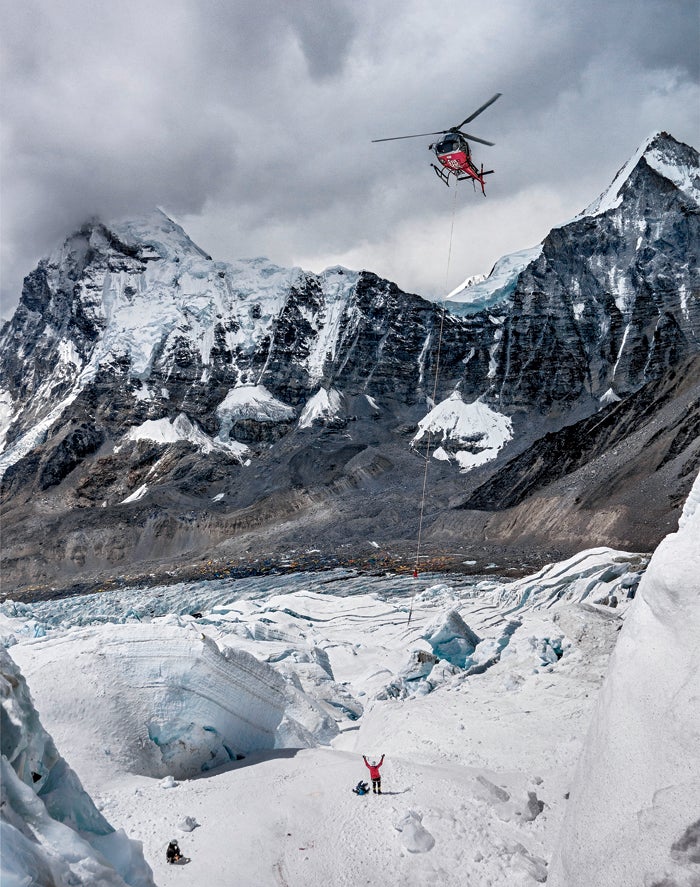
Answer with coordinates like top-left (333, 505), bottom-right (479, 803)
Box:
top-left (422, 609), bottom-right (481, 668)
top-left (549, 469), bottom-right (700, 887)
top-left (9, 621), bottom-right (337, 783)
top-left (0, 648), bottom-right (155, 887)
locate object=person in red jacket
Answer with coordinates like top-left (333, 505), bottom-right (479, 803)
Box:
top-left (363, 754), bottom-right (385, 794)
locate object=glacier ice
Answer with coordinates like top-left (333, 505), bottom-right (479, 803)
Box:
top-left (9, 622), bottom-right (339, 782)
top-left (421, 609), bottom-right (481, 668)
top-left (446, 245), bottom-right (543, 313)
top-left (0, 648), bottom-right (154, 887)
top-left (549, 470), bottom-right (700, 886)
top-left (485, 547), bottom-right (647, 611)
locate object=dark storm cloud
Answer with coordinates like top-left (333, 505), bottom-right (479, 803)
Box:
top-left (194, 0), bottom-right (357, 80)
top-left (1, 0), bottom-right (698, 316)
top-left (0, 0), bottom-right (358, 314)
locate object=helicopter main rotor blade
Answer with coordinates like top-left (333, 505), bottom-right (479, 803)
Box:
top-left (456, 93), bottom-right (502, 129)
top-left (460, 132), bottom-right (495, 147)
top-left (371, 130), bottom-right (447, 143)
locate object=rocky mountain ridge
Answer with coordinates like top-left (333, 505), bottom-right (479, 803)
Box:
top-left (0, 132), bottom-right (698, 595)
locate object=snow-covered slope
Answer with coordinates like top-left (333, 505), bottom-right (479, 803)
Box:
top-left (412, 392), bottom-right (513, 470)
top-left (549, 470), bottom-right (700, 887)
top-left (446, 245), bottom-right (542, 313)
top-left (0, 213), bottom-right (368, 471)
top-left (582, 130), bottom-right (700, 216)
top-left (0, 648), bottom-right (155, 887)
top-left (448, 131), bottom-right (699, 324)
top-left (297, 387), bottom-right (344, 429)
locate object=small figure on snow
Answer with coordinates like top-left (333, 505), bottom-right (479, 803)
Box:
top-left (166, 840), bottom-right (182, 864)
top-left (352, 780), bottom-right (370, 796)
top-left (363, 754), bottom-right (385, 794)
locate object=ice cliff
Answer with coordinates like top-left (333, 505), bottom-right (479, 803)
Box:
top-left (549, 469), bottom-right (700, 886)
top-left (0, 648), bottom-right (155, 887)
top-left (9, 621), bottom-right (339, 784)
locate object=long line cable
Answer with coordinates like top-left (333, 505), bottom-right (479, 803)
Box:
top-left (408, 186), bottom-right (459, 625)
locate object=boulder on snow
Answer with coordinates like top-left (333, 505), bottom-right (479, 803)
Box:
top-left (398, 649), bottom-right (440, 682)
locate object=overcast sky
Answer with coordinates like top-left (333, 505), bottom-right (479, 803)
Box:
top-left (1, 0), bottom-right (698, 318)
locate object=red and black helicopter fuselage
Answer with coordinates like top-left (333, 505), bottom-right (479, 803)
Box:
top-left (430, 132), bottom-right (494, 193)
top-left (372, 93), bottom-right (501, 195)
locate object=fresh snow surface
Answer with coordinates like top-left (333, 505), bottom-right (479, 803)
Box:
top-left (412, 392), bottom-right (513, 470)
top-left (550, 469), bottom-right (700, 887)
top-left (446, 246), bottom-right (542, 313)
top-left (298, 387), bottom-right (343, 429)
top-left (1, 547), bottom-right (654, 887)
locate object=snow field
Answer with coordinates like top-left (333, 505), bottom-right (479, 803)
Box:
top-left (1, 551), bottom-right (648, 885)
top-left (88, 749), bottom-right (551, 887)
top-left (412, 391), bottom-right (513, 470)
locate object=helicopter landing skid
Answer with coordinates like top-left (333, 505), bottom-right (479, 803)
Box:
top-left (431, 164), bottom-right (453, 187)
top-left (431, 164), bottom-right (486, 192)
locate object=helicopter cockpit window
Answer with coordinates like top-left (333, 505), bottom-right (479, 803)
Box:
top-left (437, 135), bottom-right (460, 153)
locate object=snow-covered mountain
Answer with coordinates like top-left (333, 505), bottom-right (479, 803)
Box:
top-left (0, 133), bottom-right (698, 594)
top-left (449, 131), bottom-right (699, 404)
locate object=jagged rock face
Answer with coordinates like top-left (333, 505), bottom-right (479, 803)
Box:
top-left (462, 356), bottom-right (700, 514)
top-left (485, 133), bottom-right (699, 411)
top-left (0, 133), bottom-right (698, 593)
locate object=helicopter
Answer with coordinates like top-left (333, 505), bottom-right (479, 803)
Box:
top-left (372, 93), bottom-right (501, 194)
